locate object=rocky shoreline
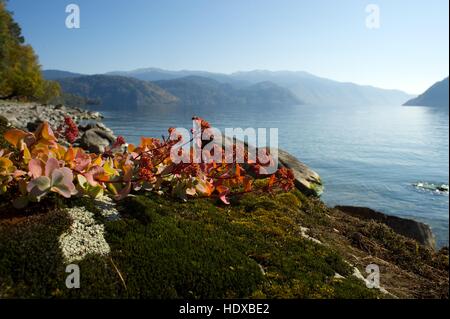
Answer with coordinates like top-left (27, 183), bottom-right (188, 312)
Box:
top-left (0, 100), bottom-right (118, 153)
top-left (0, 100), bottom-right (439, 249)
top-left (0, 100), bottom-right (103, 131)
top-left (0, 100), bottom-right (448, 298)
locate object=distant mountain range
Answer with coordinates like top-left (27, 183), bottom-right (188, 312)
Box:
top-left (108, 68), bottom-right (249, 87)
top-left (44, 68), bottom-right (414, 108)
top-left (155, 76), bottom-right (300, 106)
top-left (231, 70), bottom-right (413, 107)
top-left (45, 72), bottom-right (301, 108)
top-left (56, 75), bottom-right (178, 109)
top-left (108, 68), bottom-right (414, 107)
top-left (404, 77), bottom-right (449, 108)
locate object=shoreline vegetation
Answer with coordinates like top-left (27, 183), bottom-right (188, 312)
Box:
top-left (0, 100), bottom-right (448, 299)
top-left (0, 2), bottom-right (60, 103)
top-left (0, 1), bottom-right (448, 299)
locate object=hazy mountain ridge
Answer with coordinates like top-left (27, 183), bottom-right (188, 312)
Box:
top-left (155, 76), bottom-right (302, 106)
top-left (109, 68), bottom-right (414, 106)
top-left (108, 68), bottom-right (250, 88)
top-left (47, 72), bottom-right (302, 108)
top-left (404, 77), bottom-right (449, 108)
top-left (45, 68), bottom-right (414, 108)
top-left (56, 75), bottom-right (179, 109)
top-left (231, 70), bottom-right (414, 106)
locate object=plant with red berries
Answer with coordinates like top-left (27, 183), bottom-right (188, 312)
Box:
top-left (56, 116), bottom-right (79, 144)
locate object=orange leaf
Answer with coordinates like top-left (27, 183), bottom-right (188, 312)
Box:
top-left (35, 122), bottom-right (56, 142)
top-left (122, 164), bottom-right (133, 182)
top-left (235, 164), bottom-right (241, 178)
top-left (140, 137), bottom-right (156, 148)
top-left (64, 147), bottom-right (76, 163)
top-left (127, 144), bottom-right (136, 152)
top-left (268, 174), bottom-right (276, 187)
top-left (4, 129), bottom-right (29, 149)
top-left (216, 185), bottom-right (229, 195)
top-left (244, 178), bottom-right (253, 192)
top-left (92, 155), bottom-right (103, 166)
top-left (195, 179), bottom-right (213, 196)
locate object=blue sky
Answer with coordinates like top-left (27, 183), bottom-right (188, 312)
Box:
top-left (7, 0), bottom-right (449, 94)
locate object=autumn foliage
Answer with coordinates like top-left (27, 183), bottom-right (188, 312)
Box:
top-left (0, 1), bottom-right (60, 102)
top-left (0, 117), bottom-right (294, 208)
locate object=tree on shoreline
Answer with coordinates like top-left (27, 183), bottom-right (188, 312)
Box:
top-left (0, 0), bottom-right (60, 102)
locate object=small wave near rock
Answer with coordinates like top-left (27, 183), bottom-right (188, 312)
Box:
top-left (413, 182), bottom-right (449, 194)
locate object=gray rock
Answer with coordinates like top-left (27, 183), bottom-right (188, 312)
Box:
top-left (96, 122), bottom-right (113, 133)
top-left (79, 123), bottom-right (97, 132)
top-left (89, 111), bottom-right (103, 119)
top-left (1, 101), bottom-right (115, 149)
top-left (0, 100), bottom-right (108, 131)
top-left (276, 149), bottom-right (323, 196)
top-left (80, 128), bottom-right (116, 153)
top-left (94, 128), bottom-right (116, 143)
top-left (2, 115), bottom-right (17, 128)
top-left (335, 205), bottom-right (436, 249)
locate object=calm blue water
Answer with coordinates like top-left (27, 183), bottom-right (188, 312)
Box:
top-left (90, 104), bottom-right (449, 247)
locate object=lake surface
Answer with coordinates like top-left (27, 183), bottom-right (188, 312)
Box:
top-left (90, 104), bottom-right (449, 247)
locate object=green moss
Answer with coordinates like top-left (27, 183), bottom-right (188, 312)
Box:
top-left (0, 191), bottom-right (380, 298)
top-left (82, 192), bottom-right (376, 299)
top-left (332, 277), bottom-right (380, 299)
top-left (0, 209), bottom-right (71, 298)
top-left (310, 180), bottom-right (324, 196)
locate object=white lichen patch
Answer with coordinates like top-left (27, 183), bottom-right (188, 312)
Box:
top-left (334, 273), bottom-right (345, 280)
top-left (352, 266), bottom-right (368, 282)
top-left (59, 207), bottom-right (111, 264)
top-left (300, 226), bottom-right (322, 244)
top-left (94, 195), bottom-right (121, 221)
